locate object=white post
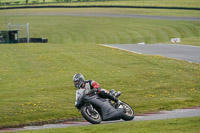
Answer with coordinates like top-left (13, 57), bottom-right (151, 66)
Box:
top-left (17, 24), bottom-right (20, 40)
top-left (8, 23), bottom-right (10, 30)
top-left (26, 23), bottom-right (29, 43)
top-left (17, 24), bottom-right (20, 30)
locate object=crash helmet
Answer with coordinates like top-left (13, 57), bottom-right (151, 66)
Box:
top-left (73, 73), bottom-right (85, 89)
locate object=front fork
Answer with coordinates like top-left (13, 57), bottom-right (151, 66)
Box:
top-left (86, 103), bottom-right (94, 113)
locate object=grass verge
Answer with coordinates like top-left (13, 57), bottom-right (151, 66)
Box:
top-left (6, 117), bottom-right (200, 133)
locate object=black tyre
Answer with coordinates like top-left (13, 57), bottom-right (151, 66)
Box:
top-left (81, 104), bottom-right (102, 124)
top-left (121, 102), bottom-right (135, 121)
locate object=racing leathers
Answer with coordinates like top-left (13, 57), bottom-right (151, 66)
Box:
top-left (75, 80), bottom-right (119, 106)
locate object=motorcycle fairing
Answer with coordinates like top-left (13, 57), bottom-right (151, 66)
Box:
top-left (85, 95), bottom-right (124, 121)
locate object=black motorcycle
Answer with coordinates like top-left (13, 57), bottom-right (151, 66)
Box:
top-left (75, 89), bottom-right (135, 124)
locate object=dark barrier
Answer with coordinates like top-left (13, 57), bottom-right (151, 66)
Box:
top-left (0, 5), bottom-right (200, 11)
top-left (19, 38), bottom-right (48, 43)
top-left (30, 38), bottom-right (48, 43)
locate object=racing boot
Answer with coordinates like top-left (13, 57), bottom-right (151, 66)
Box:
top-left (107, 93), bottom-right (121, 107)
top-left (98, 89), bottom-right (121, 106)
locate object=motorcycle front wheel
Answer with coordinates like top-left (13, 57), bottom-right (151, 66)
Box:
top-left (81, 104), bottom-right (102, 124)
top-left (121, 102), bottom-right (135, 121)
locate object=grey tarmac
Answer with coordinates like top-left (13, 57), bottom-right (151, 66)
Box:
top-left (2, 13), bottom-right (200, 21)
top-left (102, 44), bottom-right (200, 63)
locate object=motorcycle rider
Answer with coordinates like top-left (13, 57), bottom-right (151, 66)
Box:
top-left (73, 73), bottom-right (121, 107)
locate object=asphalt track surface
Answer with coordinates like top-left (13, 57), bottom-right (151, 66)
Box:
top-left (102, 44), bottom-right (200, 63)
top-left (3, 13), bottom-right (200, 21)
top-left (0, 108), bottom-right (200, 132)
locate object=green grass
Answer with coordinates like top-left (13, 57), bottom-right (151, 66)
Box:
top-left (1, 0), bottom-right (200, 8)
top-left (0, 9), bottom-right (200, 128)
top-left (7, 117), bottom-right (200, 133)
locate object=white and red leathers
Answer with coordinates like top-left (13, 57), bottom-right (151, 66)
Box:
top-left (75, 80), bottom-right (118, 106)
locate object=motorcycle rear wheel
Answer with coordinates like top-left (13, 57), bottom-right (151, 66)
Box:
top-left (81, 104), bottom-right (102, 124)
top-left (121, 102), bottom-right (135, 121)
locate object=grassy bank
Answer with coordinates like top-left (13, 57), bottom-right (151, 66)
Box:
top-left (0, 9), bottom-right (200, 128)
top-left (0, 9), bottom-right (200, 45)
top-left (7, 117), bottom-right (200, 133)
